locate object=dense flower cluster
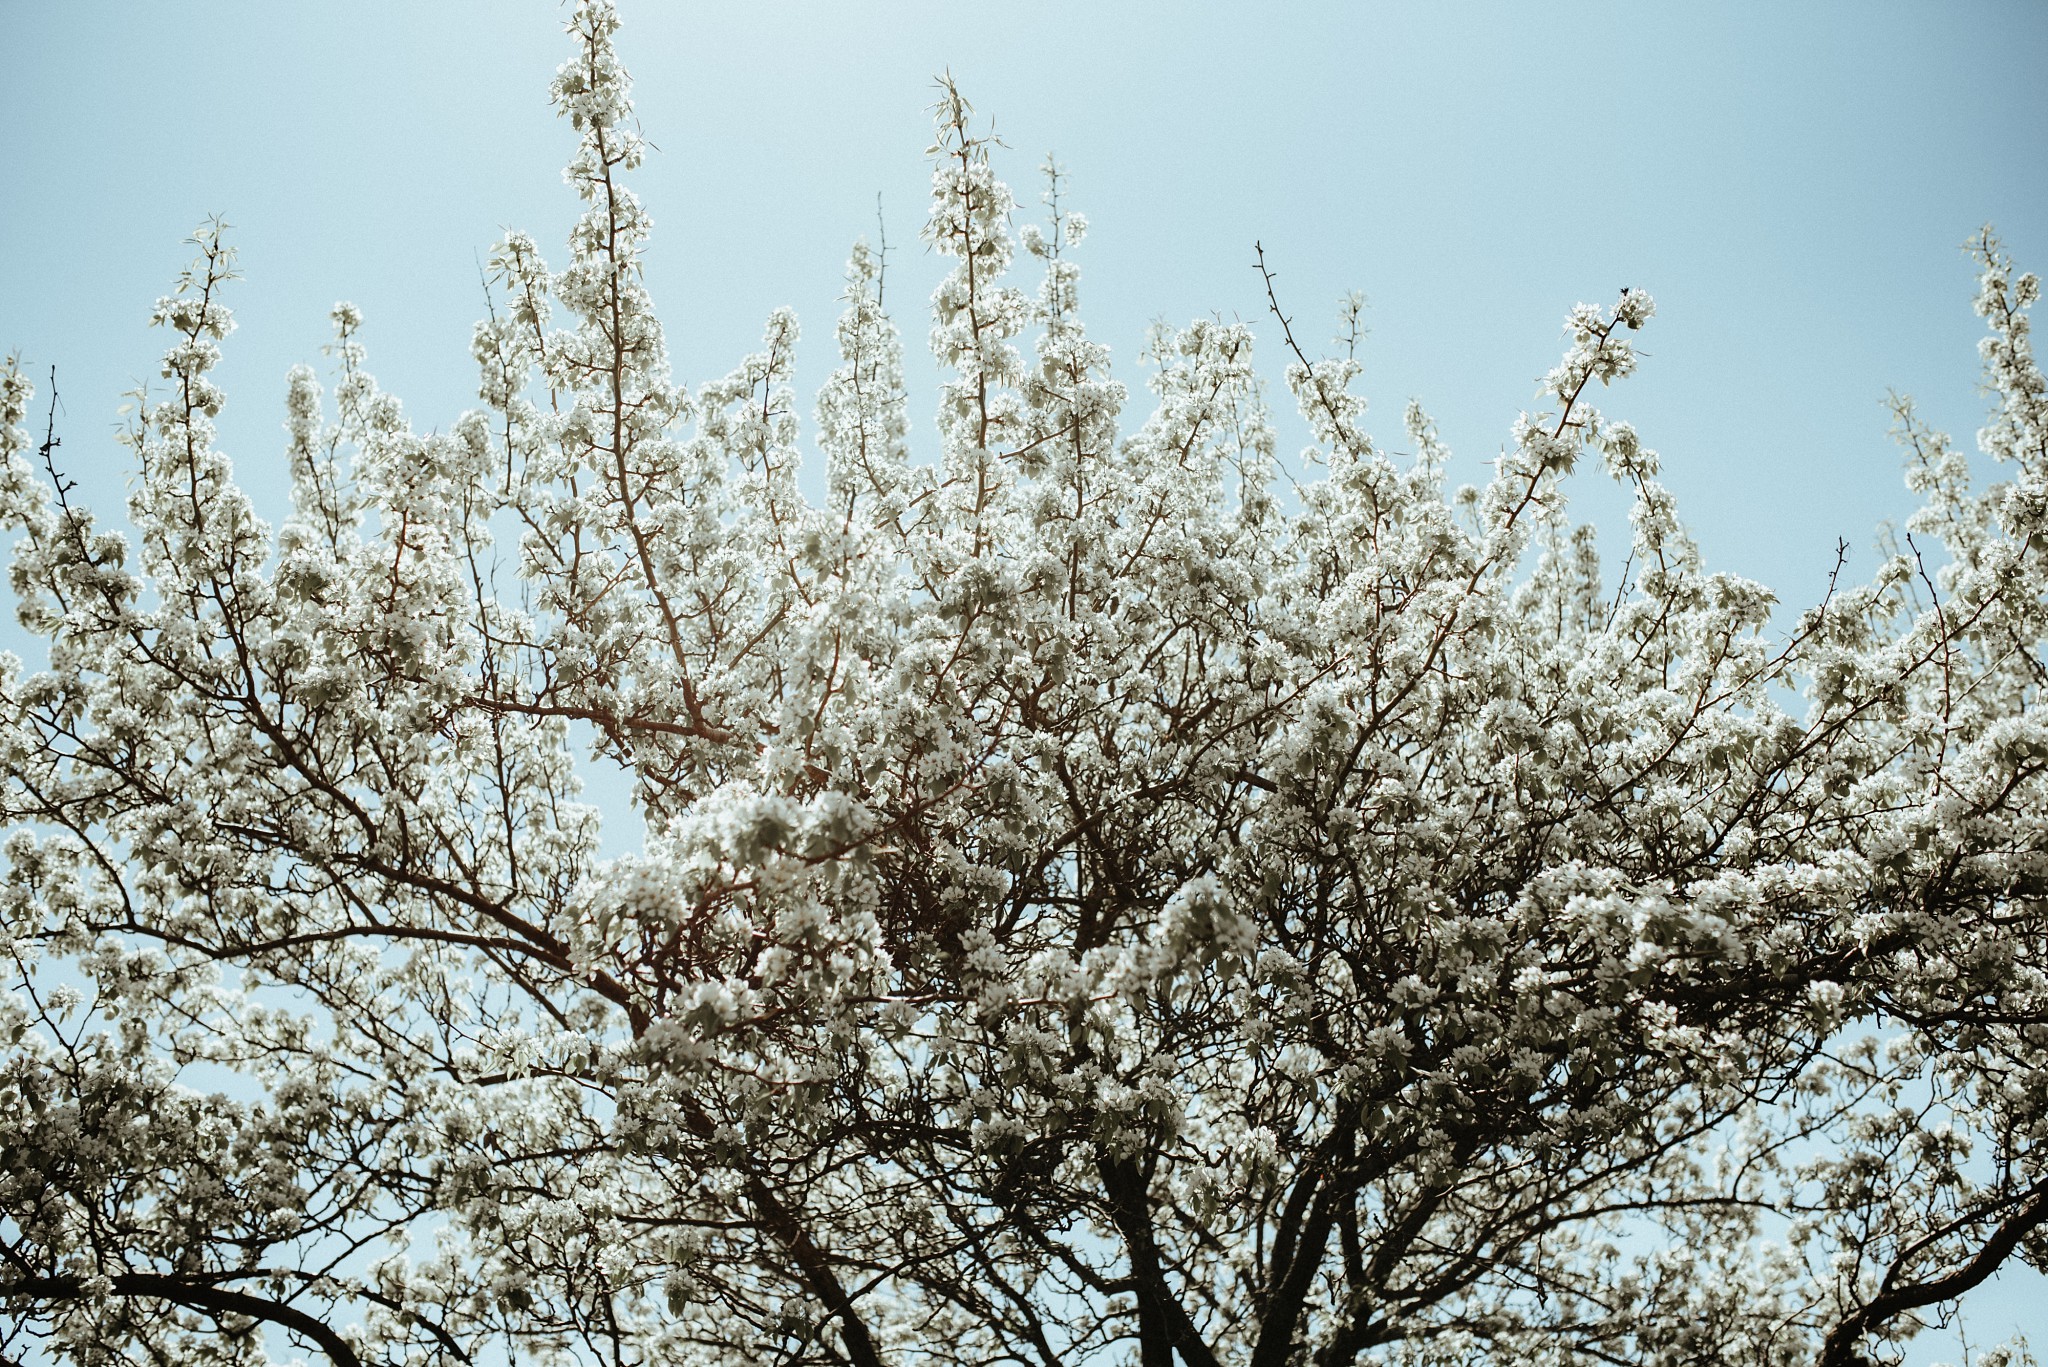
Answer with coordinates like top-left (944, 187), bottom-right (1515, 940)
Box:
top-left (3, 4), bottom-right (2045, 1365)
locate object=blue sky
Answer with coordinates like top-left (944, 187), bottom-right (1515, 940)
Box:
top-left (5, 3), bottom-right (2045, 614)
top-left (5, 1), bottom-right (2047, 1355)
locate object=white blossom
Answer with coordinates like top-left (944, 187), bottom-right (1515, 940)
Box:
top-left (2, 5), bottom-right (2046, 1367)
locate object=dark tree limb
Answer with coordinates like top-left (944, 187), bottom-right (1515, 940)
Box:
top-left (4, 1272), bottom-right (362, 1367)
top-left (1820, 1180), bottom-right (2048, 1367)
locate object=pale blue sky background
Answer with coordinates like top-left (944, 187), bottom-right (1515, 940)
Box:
top-left (4, 1), bottom-right (2048, 1356)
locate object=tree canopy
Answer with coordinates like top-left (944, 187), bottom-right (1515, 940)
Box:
top-left (3, 4), bottom-right (2046, 1365)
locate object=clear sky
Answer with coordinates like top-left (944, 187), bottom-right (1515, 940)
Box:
top-left (5, 2), bottom-right (2047, 614)
top-left (5, 2), bottom-right (2047, 1355)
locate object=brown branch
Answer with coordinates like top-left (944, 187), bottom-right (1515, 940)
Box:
top-left (4, 1272), bottom-right (361, 1367)
top-left (1819, 1180), bottom-right (2048, 1367)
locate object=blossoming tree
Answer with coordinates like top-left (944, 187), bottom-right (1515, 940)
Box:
top-left (3, 4), bottom-right (2045, 1365)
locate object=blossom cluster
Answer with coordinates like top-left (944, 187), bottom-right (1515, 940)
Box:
top-left (2, 4), bottom-right (2044, 1366)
